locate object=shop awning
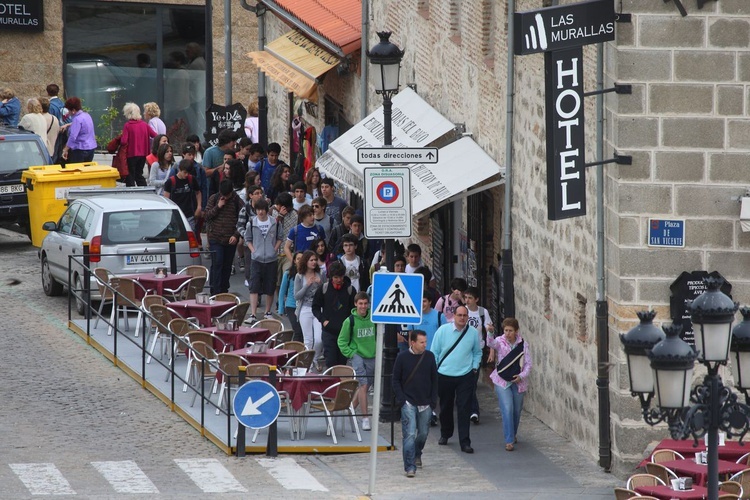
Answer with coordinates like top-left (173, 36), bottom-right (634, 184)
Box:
top-left (247, 30), bottom-right (340, 101)
top-left (316, 88), bottom-right (505, 216)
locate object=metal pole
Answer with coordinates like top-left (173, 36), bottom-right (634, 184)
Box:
top-left (82, 242), bottom-right (91, 324)
top-left (237, 366), bottom-right (246, 457)
top-left (368, 323), bottom-right (385, 496)
top-left (257, 9), bottom-right (268, 148)
top-left (502, 0), bottom-right (516, 318)
top-left (224, 0), bottom-right (232, 105)
top-left (379, 92), bottom-right (399, 421)
top-left (267, 366), bottom-right (278, 457)
top-left (169, 238), bottom-right (177, 274)
top-left (360, 0), bottom-right (369, 120)
top-left (707, 372), bottom-right (719, 500)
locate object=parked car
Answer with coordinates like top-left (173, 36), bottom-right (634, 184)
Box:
top-left (40, 190), bottom-right (201, 314)
top-left (0, 125), bottom-right (52, 236)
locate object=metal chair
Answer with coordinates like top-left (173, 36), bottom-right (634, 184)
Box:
top-left (189, 341), bottom-right (219, 407)
top-left (301, 379), bottom-right (361, 444)
top-left (164, 318), bottom-right (199, 382)
top-left (728, 469), bottom-right (750, 497)
top-left (264, 329), bottom-right (294, 347)
top-left (644, 462), bottom-right (678, 484)
top-left (626, 473), bottom-right (666, 489)
top-left (250, 318), bottom-right (284, 334)
top-left (651, 448), bottom-right (685, 463)
top-left (210, 293), bottom-right (240, 304)
top-left (322, 365), bottom-right (355, 379)
top-left (183, 331), bottom-right (229, 392)
top-left (276, 341), bottom-right (306, 353)
top-left (281, 350), bottom-right (315, 371)
top-left (92, 268), bottom-right (115, 329)
top-left (164, 276), bottom-right (207, 301)
top-left (138, 294), bottom-right (169, 338)
top-left (146, 304), bottom-right (179, 363)
top-left (215, 353), bottom-right (250, 415)
top-left (108, 277), bottom-right (148, 336)
top-left (737, 452), bottom-right (750, 466)
top-left (613, 487), bottom-right (638, 500)
top-left (213, 302), bottom-right (250, 326)
top-left (719, 480), bottom-right (743, 497)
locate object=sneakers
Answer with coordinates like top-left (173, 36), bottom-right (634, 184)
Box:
top-left (406, 470), bottom-right (415, 478)
top-left (415, 457), bottom-right (422, 468)
top-left (244, 314), bottom-right (257, 325)
top-left (430, 413), bottom-right (438, 427)
top-left (264, 311), bottom-right (273, 319)
top-left (231, 265), bottom-right (236, 275)
top-left (362, 417), bottom-right (371, 431)
top-left (470, 413), bottom-right (480, 424)
top-left (244, 279), bottom-right (249, 287)
top-left (238, 259), bottom-right (245, 270)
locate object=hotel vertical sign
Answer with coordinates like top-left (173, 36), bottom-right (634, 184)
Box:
top-left (514, 0), bottom-right (616, 220)
top-left (545, 48), bottom-right (585, 219)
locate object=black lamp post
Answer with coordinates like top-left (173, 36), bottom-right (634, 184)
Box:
top-left (367, 31), bottom-right (404, 422)
top-left (620, 277), bottom-right (750, 500)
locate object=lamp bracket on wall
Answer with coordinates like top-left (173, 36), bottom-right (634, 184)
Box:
top-left (665, 0), bottom-right (718, 17)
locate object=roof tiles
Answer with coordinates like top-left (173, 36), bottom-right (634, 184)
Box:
top-left (266, 0), bottom-right (361, 55)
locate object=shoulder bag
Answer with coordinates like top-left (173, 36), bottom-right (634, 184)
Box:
top-left (436, 324), bottom-right (471, 370)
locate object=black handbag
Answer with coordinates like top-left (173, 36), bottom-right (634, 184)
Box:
top-left (496, 340), bottom-right (524, 382)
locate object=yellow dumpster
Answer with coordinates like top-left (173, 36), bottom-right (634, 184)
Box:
top-left (21, 162), bottom-right (119, 247)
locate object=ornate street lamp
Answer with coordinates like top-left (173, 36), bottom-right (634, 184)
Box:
top-left (367, 30), bottom-right (404, 422)
top-left (620, 310), bottom-right (664, 401)
top-left (620, 277), bottom-right (749, 500)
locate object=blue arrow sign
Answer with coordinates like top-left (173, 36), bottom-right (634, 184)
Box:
top-left (371, 272), bottom-right (424, 325)
top-left (232, 380), bottom-right (281, 429)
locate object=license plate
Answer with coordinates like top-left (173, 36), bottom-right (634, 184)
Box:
top-left (0, 184), bottom-right (24, 195)
top-left (126, 254), bottom-right (166, 265)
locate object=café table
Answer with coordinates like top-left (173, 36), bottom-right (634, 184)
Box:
top-left (278, 374), bottom-right (340, 412)
top-left (199, 326), bottom-right (272, 351)
top-left (227, 347), bottom-right (296, 367)
top-left (660, 458), bottom-right (747, 487)
top-left (121, 273), bottom-right (191, 299)
top-left (640, 438), bottom-right (750, 467)
top-left (635, 484), bottom-right (709, 499)
top-left (169, 299), bottom-right (235, 327)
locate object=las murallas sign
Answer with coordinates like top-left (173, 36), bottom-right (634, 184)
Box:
top-left (515, 0), bottom-right (616, 221)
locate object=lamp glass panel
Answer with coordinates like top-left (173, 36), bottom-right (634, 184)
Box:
top-left (628, 352), bottom-right (654, 393)
top-left (654, 367), bottom-right (693, 409)
top-left (695, 322), bottom-right (732, 362)
top-left (731, 350), bottom-right (750, 390)
top-left (373, 63), bottom-right (400, 92)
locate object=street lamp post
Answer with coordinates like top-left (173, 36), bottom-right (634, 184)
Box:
top-left (367, 31), bottom-right (404, 422)
top-left (620, 277), bottom-right (750, 500)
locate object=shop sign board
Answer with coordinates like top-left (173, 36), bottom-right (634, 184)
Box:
top-left (0, 1), bottom-right (44, 32)
top-left (670, 271), bottom-right (732, 348)
top-left (364, 167), bottom-right (412, 239)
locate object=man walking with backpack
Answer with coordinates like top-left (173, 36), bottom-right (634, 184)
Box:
top-left (204, 179), bottom-right (242, 294)
top-left (463, 286), bottom-right (495, 424)
top-left (163, 159), bottom-right (202, 232)
top-left (430, 306), bottom-right (482, 453)
top-left (312, 261), bottom-right (356, 370)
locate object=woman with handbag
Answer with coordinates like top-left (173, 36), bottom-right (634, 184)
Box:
top-left (487, 317), bottom-right (532, 451)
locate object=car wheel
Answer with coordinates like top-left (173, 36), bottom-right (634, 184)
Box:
top-left (75, 275), bottom-right (87, 316)
top-left (42, 255), bottom-right (63, 296)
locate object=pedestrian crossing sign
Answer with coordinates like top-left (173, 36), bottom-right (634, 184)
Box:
top-left (371, 272), bottom-right (424, 325)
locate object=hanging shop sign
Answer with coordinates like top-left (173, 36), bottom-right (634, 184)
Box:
top-left (670, 271), bottom-right (732, 347)
top-left (515, 0), bottom-right (616, 221)
top-left (0, 1), bottom-right (43, 32)
top-left (204, 103), bottom-right (247, 147)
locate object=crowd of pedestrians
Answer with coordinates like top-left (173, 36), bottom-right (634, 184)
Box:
top-left (2, 85), bottom-right (534, 479)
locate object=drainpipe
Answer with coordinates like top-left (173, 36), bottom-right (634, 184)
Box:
top-left (240, 0), bottom-right (268, 148)
top-left (502, 0), bottom-right (516, 318)
top-left (360, 0), bottom-right (368, 119)
top-left (595, 42), bottom-right (612, 472)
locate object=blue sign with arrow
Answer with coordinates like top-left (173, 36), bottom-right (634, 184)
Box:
top-left (371, 272), bottom-right (424, 325)
top-left (232, 380), bottom-right (281, 429)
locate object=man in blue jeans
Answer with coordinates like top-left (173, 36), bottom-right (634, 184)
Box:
top-left (392, 330), bottom-right (438, 478)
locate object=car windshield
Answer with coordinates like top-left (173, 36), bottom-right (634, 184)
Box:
top-left (101, 209), bottom-right (187, 245)
top-left (0, 140), bottom-right (47, 174)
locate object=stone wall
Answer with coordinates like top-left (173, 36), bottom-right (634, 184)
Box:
top-left (0, 0), bottom-right (257, 129)
top-left (607, 0), bottom-right (750, 475)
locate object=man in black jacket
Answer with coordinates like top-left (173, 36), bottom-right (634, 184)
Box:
top-left (392, 330), bottom-right (438, 477)
top-left (312, 261), bottom-right (356, 370)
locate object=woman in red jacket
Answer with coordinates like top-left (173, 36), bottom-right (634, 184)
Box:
top-left (120, 102), bottom-right (156, 186)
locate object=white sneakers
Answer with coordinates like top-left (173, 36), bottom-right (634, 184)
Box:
top-left (362, 417), bottom-right (371, 431)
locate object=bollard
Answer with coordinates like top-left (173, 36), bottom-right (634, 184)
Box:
top-left (82, 241), bottom-right (91, 322)
top-left (237, 366), bottom-right (246, 457)
top-left (267, 366), bottom-right (278, 457)
top-left (168, 238), bottom-right (177, 274)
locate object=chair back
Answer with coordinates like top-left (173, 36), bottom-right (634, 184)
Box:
top-left (186, 331), bottom-right (215, 348)
top-left (626, 473), bottom-right (665, 489)
top-left (728, 469), bottom-right (750, 495)
top-left (329, 379), bottom-right (359, 412)
top-left (93, 268), bottom-right (115, 299)
top-left (230, 302), bottom-right (250, 323)
top-left (651, 449), bottom-right (684, 463)
top-left (718, 494), bottom-right (740, 500)
top-left (142, 294), bottom-right (168, 311)
top-left (168, 318), bottom-right (194, 336)
top-left (180, 265), bottom-right (209, 279)
top-left (288, 350), bottom-right (315, 369)
top-left (644, 462), bottom-right (676, 483)
top-left (245, 363), bottom-right (271, 379)
top-left (719, 480), bottom-right (743, 496)
top-left (211, 293), bottom-right (240, 304)
top-left (110, 277), bottom-right (146, 305)
top-left (252, 318), bottom-right (284, 335)
top-left (148, 304), bottom-right (174, 334)
top-left (217, 353), bottom-right (246, 381)
top-left (736, 452), bottom-right (750, 466)
top-left (325, 365), bottom-right (355, 378)
top-left (190, 341), bottom-right (218, 376)
top-left (613, 487), bottom-right (638, 500)
top-left (278, 341), bottom-right (305, 353)
top-left (184, 276), bottom-right (207, 300)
